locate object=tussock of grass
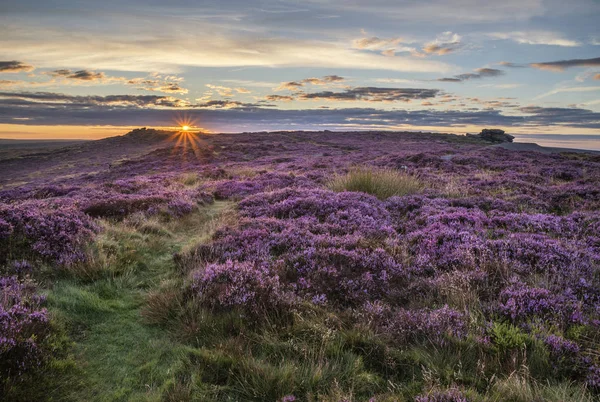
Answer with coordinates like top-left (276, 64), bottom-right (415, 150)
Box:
top-left (489, 373), bottom-right (596, 402)
top-left (178, 172), bottom-right (201, 186)
top-left (327, 166), bottom-right (424, 199)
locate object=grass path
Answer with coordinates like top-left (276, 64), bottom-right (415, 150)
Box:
top-left (47, 201), bottom-right (233, 401)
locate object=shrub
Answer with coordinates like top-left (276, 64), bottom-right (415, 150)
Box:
top-left (191, 260), bottom-right (290, 317)
top-left (327, 167), bottom-right (424, 200)
top-left (0, 200), bottom-right (99, 265)
top-left (0, 276), bottom-right (50, 379)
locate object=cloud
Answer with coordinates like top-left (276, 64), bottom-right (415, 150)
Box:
top-left (195, 100), bottom-right (258, 109)
top-left (438, 68), bottom-right (504, 82)
top-left (352, 36), bottom-right (403, 50)
top-left (155, 83), bottom-right (188, 94)
top-left (351, 36), bottom-right (418, 56)
top-left (533, 86), bottom-right (600, 100)
top-left (498, 61), bottom-right (527, 68)
top-left (0, 91), bottom-right (190, 108)
top-left (0, 25), bottom-right (453, 74)
top-left (530, 57), bottom-right (600, 72)
top-left (220, 79), bottom-right (276, 88)
top-left (276, 75), bottom-right (345, 91)
top-left (127, 75), bottom-right (188, 94)
top-left (518, 106), bottom-right (600, 127)
top-left (422, 32), bottom-right (462, 55)
top-left (265, 95), bottom-right (294, 102)
top-left (0, 61), bottom-right (35, 73)
top-left (487, 31), bottom-right (581, 47)
top-left (1, 94), bottom-right (598, 131)
top-left (313, 0), bottom-right (546, 23)
top-left (0, 80), bottom-right (26, 87)
top-left (297, 87), bottom-right (439, 102)
top-left (49, 69), bottom-right (105, 81)
top-left (206, 84), bottom-right (235, 97)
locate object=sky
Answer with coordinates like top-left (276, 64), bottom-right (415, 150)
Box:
top-left (0, 0), bottom-right (599, 146)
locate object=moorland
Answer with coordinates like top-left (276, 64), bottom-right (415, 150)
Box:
top-left (1, 129), bottom-right (599, 401)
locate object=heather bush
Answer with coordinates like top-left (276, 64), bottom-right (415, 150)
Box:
top-left (239, 188), bottom-right (394, 238)
top-left (212, 171), bottom-right (314, 200)
top-left (362, 302), bottom-right (468, 345)
top-left (0, 276), bottom-right (50, 379)
top-left (0, 200), bottom-right (99, 265)
top-left (191, 260), bottom-right (290, 317)
top-left (327, 167), bottom-right (424, 199)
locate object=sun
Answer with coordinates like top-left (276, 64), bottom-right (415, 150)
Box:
top-left (182, 125), bottom-right (190, 131)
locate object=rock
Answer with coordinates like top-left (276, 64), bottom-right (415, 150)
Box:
top-left (468, 128), bottom-right (514, 143)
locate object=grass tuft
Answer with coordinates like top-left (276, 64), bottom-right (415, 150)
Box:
top-left (327, 166), bottom-right (424, 199)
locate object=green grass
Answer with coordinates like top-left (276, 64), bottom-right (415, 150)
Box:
top-left (327, 166), bottom-right (424, 200)
top-left (44, 202), bottom-right (233, 401)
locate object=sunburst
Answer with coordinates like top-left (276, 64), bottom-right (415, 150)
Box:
top-left (165, 114), bottom-right (208, 161)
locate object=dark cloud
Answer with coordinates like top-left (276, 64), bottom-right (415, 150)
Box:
top-left (519, 106), bottom-right (600, 127)
top-left (195, 100), bottom-right (260, 108)
top-left (438, 68), bottom-right (504, 83)
top-left (0, 91), bottom-right (189, 108)
top-left (1, 91), bottom-right (598, 130)
top-left (298, 87), bottom-right (439, 102)
top-left (529, 57), bottom-right (600, 72)
top-left (265, 95), bottom-right (294, 102)
top-left (49, 69), bottom-right (106, 81)
top-left (0, 61), bottom-right (35, 73)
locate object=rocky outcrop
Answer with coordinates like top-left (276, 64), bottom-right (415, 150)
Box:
top-left (468, 128), bottom-right (514, 143)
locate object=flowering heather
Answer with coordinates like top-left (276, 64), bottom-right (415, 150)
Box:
top-left (1, 130), bottom-right (600, 399)
top-left (191, 260), bottom-right (289, 317)
top-left (0, 276), bottom-right (49, 378)
top-left (0, 199), bottom-right (99, 265)
top-left (415, 389), bottom-right (469, 402)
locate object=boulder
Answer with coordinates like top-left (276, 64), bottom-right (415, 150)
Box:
top-left (468, 128), bottom-right (514, 143)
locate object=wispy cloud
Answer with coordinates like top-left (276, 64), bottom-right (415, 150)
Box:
top-left (422, 32), bottom-right (462, 56)
top-left (297, 87), bottom-right (439, 102)
top-left (48, 69), bottom-right (105, 81)
top-left (530, 57), bottom-right (600, 72)
top-left (487, 31), bottom-right (581, 47)
top-left (437, 68), bottom-right (504, 82)
top-left (276, 75), bottom-right (345, 91)
top-left (351, 35), bottom-right (418, 57)
top-left (498, 61), bottom-right (527, 68)
top-left (0, 26), bottom-right (453, 73)
top-left (0, 91), bottom-right (191, 108)
top-left (534, 86), bottom-right (600, 100)
top-left (352, 36), bottom-right (403, 50)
